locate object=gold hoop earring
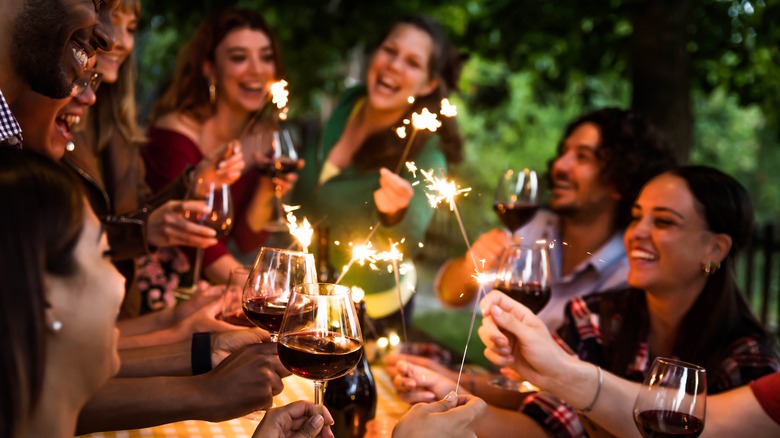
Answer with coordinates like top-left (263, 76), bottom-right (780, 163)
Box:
top-left (703, 261), bottom-right (721, 276)
top-left (208, 83), bottom-right (216, 104)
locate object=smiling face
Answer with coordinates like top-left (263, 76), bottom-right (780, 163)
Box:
top-left (47, 204), bottom-right (125, 388)
top-left (10, 0), bottom-right (117, 99)
top-left (624, 173), bottom-right (727, 295)
top-left (366, 23), bottom-right (439, 116)
top-left (96, 7), bottom-right (136, 84)
top-left (204, 27), bottom-right (277, 114)
top-left (11, 59), bottom-right (99, 159)
top-left (549, 122), bottom-right (620, 219)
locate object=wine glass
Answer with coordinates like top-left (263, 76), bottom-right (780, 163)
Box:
top-left (182, 178), bottom-right (233, 290)
top-left (494, 168), bottom-right (540, 237)
top-left (260, 127), bottom-right (298, 232)
top-left (277, 283), bottom-right (363, 405)
top-left (633, 357), bottom-right (706, 438)
top-left (219, 265), bottom-right (253, 327)
top-left (490, 240), bottom-right (551, 391)
top-left (242, 247), bottom-right (317, 341)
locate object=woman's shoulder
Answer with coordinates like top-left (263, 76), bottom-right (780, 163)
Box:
top-left (150, 112), bottom-right (201, 146)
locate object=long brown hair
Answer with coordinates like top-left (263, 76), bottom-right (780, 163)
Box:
top-left (86, 0), bottom-right (145, 152)
top-left (600, 166), bottom-right (774, 388)
top-left (0, 149), bottom-right (84, 437)
top-left (352, 15), bottom-right (465, 170)
top-left (150, 7), bottom-right (281, 124)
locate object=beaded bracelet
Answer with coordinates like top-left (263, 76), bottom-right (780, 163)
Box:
top-left (578, 365), bottom-right (603, 414)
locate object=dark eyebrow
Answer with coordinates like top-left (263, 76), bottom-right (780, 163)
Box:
top-left (652, 206), bottom-right (685, 220)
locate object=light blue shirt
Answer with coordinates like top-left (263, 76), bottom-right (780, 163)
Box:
top-left (515, 210), bottom-right (629, 331)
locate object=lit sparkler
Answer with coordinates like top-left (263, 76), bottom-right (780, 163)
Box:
top-left (284, 204), bottom-right (313, 252)
top-left (269, 80), bottom-right (290, 120)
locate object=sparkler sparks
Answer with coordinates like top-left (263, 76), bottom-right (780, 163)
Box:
top-left (411, 108), bottom-right (441, 132)
top-left (269, 80), bottom-right (290, 120)
top-left (440, 98), bottom-right (457, 117)
top-left (418, 168), bottom-right (472, 211)
top-left (284, 204), bottom-right (313, 252)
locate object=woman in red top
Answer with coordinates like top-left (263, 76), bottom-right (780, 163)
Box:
top-left (144, 7), bottom-right (290, 283)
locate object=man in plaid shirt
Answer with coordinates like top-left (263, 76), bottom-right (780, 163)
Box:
top-left (0, 0), bottom-right (117, 146)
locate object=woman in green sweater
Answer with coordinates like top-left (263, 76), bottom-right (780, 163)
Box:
top-left (293, 15), bottom-right (464, 330)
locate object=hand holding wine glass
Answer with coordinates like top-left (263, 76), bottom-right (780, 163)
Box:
top-left (490, 241), bottom-right (551, 391)
top-left (242, 247), bottom-right (317, 341)
top-left (183, 178), bottom-right (234, 288)
top-left (633, 358), bottom-right (706, 438)
top-left (220, 265), bottom-right (254, 327)
top-left (494, 168), bottom-right (540, 236)
top-left (277, 283), bottom-right (363, 405)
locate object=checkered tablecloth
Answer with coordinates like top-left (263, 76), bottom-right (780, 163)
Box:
top-left (80, 365), bottom-right (409, 438)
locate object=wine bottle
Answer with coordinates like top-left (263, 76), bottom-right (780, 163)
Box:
top-left (323, 301), bottom-right (377, 438)
top-left (317, 226), bottom-right (337, 283)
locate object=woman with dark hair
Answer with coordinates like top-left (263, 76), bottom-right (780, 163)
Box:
top-left (144, 7), bottom-right (289, 284)
top-left (394, 166), bottom-right (778, 437)
top-left (0, 148), bottom-right (125, 437)
top-left (292, 15), bottom-right (465, 328)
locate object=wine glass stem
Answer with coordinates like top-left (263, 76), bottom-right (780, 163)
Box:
top-left (314, 380), bottom-right (325, 405)
top-left (273, 182), bottom-right (284, 222)
top-left (192, 247), bottom-right (205, 286)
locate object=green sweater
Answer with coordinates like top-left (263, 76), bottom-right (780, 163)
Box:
top-left (292, 86), bottom-right (447, 316)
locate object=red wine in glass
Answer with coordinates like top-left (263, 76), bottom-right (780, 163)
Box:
top-left (494, 282), bottom-right (550, 314)
top-left (278, 331), bottom-right (362, 380)
top-left (634, 410), bottom-right (704, 438)
top-left (243, 297), bottom-right (287, 333)
top-left (258, 156), bottom-right (298, 178)
top-left (633, 358), bottom-right (707, 438)
top-left (493, 203), bottom-right (540, 233)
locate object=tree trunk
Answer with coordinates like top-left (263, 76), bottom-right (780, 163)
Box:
top-left (630, 0), bottom-right (694, 163)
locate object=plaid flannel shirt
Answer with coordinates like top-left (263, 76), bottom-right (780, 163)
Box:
top-left (0, 90), bottom-right (22, 147)
top-left (520, 289), bottom-right (779, 438)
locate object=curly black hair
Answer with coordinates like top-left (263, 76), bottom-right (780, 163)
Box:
top-left (551, 108), bottom-right (678, 229)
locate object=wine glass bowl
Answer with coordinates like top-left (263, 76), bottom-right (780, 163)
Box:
top-left (633, 357), bottom-right (706, 438)
top-left (220, 265), bottom-right (254, 327)
top-left (493, 241), bottom-right (552, 314)
top-left (261, 128), bottom-right (298, 232)
top-left (277, 283), bottom-right (363, 404)
top-left (494, 168), bottom-right (540, 233)
top-left (183, 179), bottom-right (234, 237)
top-left (242, 247), bottom-right (317, 341)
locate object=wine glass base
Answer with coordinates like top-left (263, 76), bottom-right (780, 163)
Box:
top-left (489, 376), bottom-right (540, 394)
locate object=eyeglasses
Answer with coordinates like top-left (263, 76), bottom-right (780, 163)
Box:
top-left (71, 70), bottom-right (103, 95)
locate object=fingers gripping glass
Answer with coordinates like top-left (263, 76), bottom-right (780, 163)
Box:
top-left (72, 70), bottom-right (103, 95)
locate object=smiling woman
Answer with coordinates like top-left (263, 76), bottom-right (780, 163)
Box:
top-left (291, 15), bottom-right (464, 331)
top-left (142, 7), bottom-right (288, 285)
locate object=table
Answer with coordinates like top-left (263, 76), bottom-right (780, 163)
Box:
top-left (80, 365), bottom-right (409, 438)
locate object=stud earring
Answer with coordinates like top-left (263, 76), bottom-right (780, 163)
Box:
top-left (208, 83), bottom-right (216, 104)
top-left (51, 320), bottom-right (63, 332)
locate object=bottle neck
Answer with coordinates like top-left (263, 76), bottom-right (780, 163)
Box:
top-left (317, 226), bottom-right (336, 283)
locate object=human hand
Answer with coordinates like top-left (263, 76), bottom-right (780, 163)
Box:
top-left (374, 167), bottom-right (414, 218)
top-left (253, 401), bottom-right (335, 438)
top-left (198, 343), bottom-right (291, 419)
top-left (477, 290), bottom-right (574, 389)
top-left (465, 229), bottom-right (513, 273)
top-left (193, 140), bottom-right (245, 186)
top-left (392, 391), bottom-right (486, 438)
top-left (146, 200), bottom-right (218, 248)
top-left (212, 328), bottom-right (270, 367)
top-left (171, 288), bottom-right (242, 337)
top-left (388, 359), bottom-right (460, 404)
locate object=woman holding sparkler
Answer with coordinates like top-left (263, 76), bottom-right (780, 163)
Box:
top-left (292, 15), bottom-right (464, 329)
top-left (144, 7), bottom-right (296, 284)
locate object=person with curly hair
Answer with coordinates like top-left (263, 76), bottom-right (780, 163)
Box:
top-left (436, 108), bottom-right (678, 331)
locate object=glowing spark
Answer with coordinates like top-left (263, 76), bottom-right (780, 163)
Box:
top-left (270, 80), bottom-right (289, 109)
top-left (396, 126), bottom-right (407, 139)
top-left (407, 96), bottom-right (415, 104)
top-left (284, 205), bottom-right (313, 252)
top-left (351, 287), bottom-right (365, 303)
top-left (411, 108), bottom-right (441, 132)
top-left (440, 98), bottom-right (457, 117)
top-left (405, 161), bottom-right (418, 177)
top-left (418, 168), bottom-right (472, 211)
